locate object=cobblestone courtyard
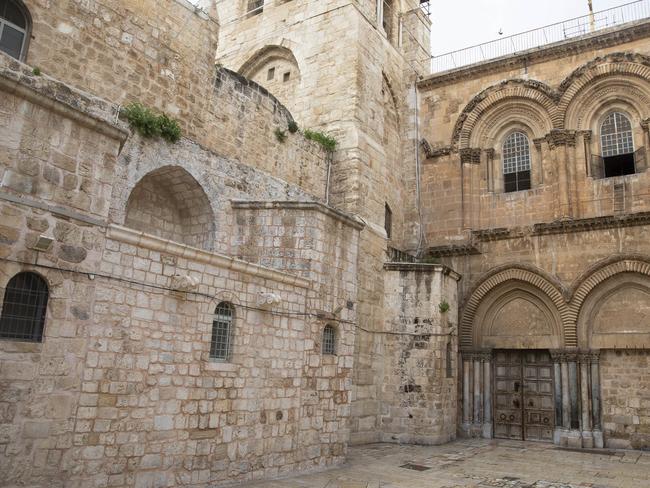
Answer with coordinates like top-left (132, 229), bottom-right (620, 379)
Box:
top-left (242, 440), bottom-right (650, 488)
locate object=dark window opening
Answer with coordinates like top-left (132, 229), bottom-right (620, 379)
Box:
top-left (283, 71), bottom-right (290, 82)
top-left (604, 153), bottom-right (635, 178)
top-left (384, 203), bottom-right (392, 239)
top-left (247, 0), bottom-right (263, 15)
top-left (0, 272), bottom-right (49, 342)
top-left (504, 170), bottom-right (531, 193)
top-left (0, 0), bottom-right (30, 61)
top-left (267, 67), bottom-right (275, 80)
top-left (322, 325), bottom-right (336, 355)
top-left (210, 302), bottom-right (234, 360)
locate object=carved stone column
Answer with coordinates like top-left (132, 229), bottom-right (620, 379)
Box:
top-left (462, 354), bottom-right (472, 434)
top-left (579, 351), bottom-right (593, 448)
top-left (473, 354), bottom-right (482, 426)
top-left (589, 351), bottom-right (603, 448)
top-left (550, 350), bottom-right (565, 444)
top-left (546, 130), bottom-right (577, 219)
top-left (482, 352), bottom-right (493, 438)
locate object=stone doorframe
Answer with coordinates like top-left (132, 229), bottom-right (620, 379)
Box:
top-left (460, 349), bottom-right (603, 448)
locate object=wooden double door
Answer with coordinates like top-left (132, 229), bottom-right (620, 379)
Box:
top-left (493, 350), bottom-right (555, 441)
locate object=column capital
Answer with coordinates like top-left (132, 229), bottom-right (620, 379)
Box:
top-left (463, 349), bottom-right (492, 362)
top-left (550, 349), bottom-right (579, 362)
top-left (578, 349), bottom-right (600, 363)
top-left (545, 129), bottom-right (578, 148)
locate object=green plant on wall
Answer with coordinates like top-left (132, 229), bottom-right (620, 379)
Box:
top-left (287, 120), bottom-right (299, 133)
top-left (275, 128), bottom-right (287, 143)
top-left (121, 102), bottom-right (182, 143)
top-left (439, 300), bottom-right (450, 314)
top-left (303, 129), bottom-right (337, 151)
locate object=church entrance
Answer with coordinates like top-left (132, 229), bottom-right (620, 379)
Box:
top-left (493, 350), bottom-right (555, 442)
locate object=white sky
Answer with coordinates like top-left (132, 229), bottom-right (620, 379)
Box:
top-left (429, 0), bottom-right (632, 55)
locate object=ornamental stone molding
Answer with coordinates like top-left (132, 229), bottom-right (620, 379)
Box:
top-left (448, 53), bottom-right (650, 153)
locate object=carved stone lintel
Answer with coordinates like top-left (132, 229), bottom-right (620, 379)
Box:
top-left (420, 139), bottom-right (453, 160)
top-left (578, 349), bottom-right (600, 364)
top-left (170, 274), bottom-right (200, 292)
top-left (546, 129), bottom-right (578, 148)
top-left (256, 292), bottom-right (282, 308)
top-left (460, 148), bottom-right (482, 164)
top-left (463, 350), bottom-right (492, 362)
top-left (550, 349), bottom-right (579, 363)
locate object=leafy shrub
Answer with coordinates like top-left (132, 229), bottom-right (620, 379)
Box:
top-left (287, 120), bottom-right (299, 133)
top-left (275, 128), bottom-right (287, 143)
top-left (439, 300), bottom-right (450, 314)
top-left (303, 129), bottom-right (337, 151)
top-left (121, 102), bottom-right (182, 143)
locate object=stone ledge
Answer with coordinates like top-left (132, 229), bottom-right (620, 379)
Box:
top-left (106, 224), bottom-right (312, 289)
top-left (424, 243), bottom-right (480, 258)
top-left (0, 52), bottom-right (129, 144)
top-left (231, 200), bottom-right (365, 230)
top-left (383, 262), bottom-right (461, 281)
top-left (420, 19), bottom-right (650, 88)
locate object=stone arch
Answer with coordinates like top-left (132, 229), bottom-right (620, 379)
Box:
top-left (238, 44), bottom-right (301, 110)
top-left (452, 79), bottom-right (560, 150)
top-left (460, 265), bottom-right (571, 349)
top-left (561, 56), bottom-right (650, 130)
top-left (570, 257), bottom-right (650, 347)
top-left (124, 165), bottom-right (216, 251)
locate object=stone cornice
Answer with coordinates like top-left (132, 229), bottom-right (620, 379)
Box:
top-left (383, 262), bottom-right (462, 281)
top-left (418, 19), bottom-right (650, 89)
top-left (0, 53), bottom-right (129, 144)
top-left (472, 212), bottom-right (650, 242)
top-left (106, 225), bottom-right (312, 289)
top-left (425, 243), bottom-right (480, 258)
top-left (231, 200), bottom-right (365, 230)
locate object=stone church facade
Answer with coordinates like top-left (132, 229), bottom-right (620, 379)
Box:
top-left (0, 0), bottom-right (648, 487)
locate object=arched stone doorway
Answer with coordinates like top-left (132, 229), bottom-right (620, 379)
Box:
top-left (459, 267), bottom-right (570, 444)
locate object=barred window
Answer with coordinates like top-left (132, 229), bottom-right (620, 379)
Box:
top-left (322, 325), bottom-right (336, 355)
top-left (210, 302), bottom-right (234, 360)
top-left (0, 272), bottom-right (49, 342)
top-left (503, 132), bottom-right (531, 193)
top-left (601, 112), bottom-right (634, 158)
top-left (0, 0), bottom-right (30, 61)
top-left (247, 0), bottom-right (263, 15)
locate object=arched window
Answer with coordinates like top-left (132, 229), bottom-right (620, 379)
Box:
top-left (600, 112), bottom-right (635, 177)
top-left (0, 272), bottom-right (49, 342)
top-left (503, 132), bottom-right (531, 193)
top-left (0, 0), bottom-right (31, 61)
top-left (210, 302), bottom-right (234, 360)
top-left (322, 324), bottom-right (336, 355)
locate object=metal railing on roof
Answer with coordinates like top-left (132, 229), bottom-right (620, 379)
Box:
top-left (430, 0), bottom-right (650, 73)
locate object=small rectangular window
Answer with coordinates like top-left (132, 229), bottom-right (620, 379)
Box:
top-left (283, 71), bottom-right (291, 82)
top-left (384, 203), bottom-right (392, 239)
top-left (267, 67), bottom-right (275, 80)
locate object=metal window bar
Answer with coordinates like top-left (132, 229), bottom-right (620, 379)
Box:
top-left (601, 112), bottom-right (634, 157)
top-left (210, 302), bottom-right (234, 360)
top-left (247, 0), bottom-right (263, 15)
top-left (0, 272), bottom-right (49, 342)
top-left (431, 0), bottom-right (650, 73)
top-left (322, 325), bottom-right (336, 355)
top-left (503, 132), bottom-right (531, 174)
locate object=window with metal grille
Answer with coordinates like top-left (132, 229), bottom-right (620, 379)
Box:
top-left (600, 112), bottom-right (636, 177)
top-left (247, 0), bottom-right (263, 15)
top-left (0, 0), bottom-right (30, 61)
top-left (322, 325), bottom-right (336, 355)
top-left (502, 131), bottom-right (531, 193)
top-left (210, 302), bottom-right (234, 360)
top-left (384, 203), bottom-right (392, 239)
top-left (0, 272), bottom-right (49, 342)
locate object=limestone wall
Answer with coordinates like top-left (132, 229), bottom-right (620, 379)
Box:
top-left (377, 264), bottom-right (459, 444)
top-left (0, 39), bottom-right (359, 486)
top-left (21, 1), bottom-right (329, 199)
top-left (601, 349), bottom-right (650, 450)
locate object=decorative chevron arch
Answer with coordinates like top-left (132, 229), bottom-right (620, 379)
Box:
top-left (451, 79), bottom-right (560, 150)
top-left (568, 256), bottom-right (650, 326)
top-left (459, 265), bottom-right (572, 349)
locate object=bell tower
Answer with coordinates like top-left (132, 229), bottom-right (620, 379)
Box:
top-left (216, 0), bottom-right (432, 444)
